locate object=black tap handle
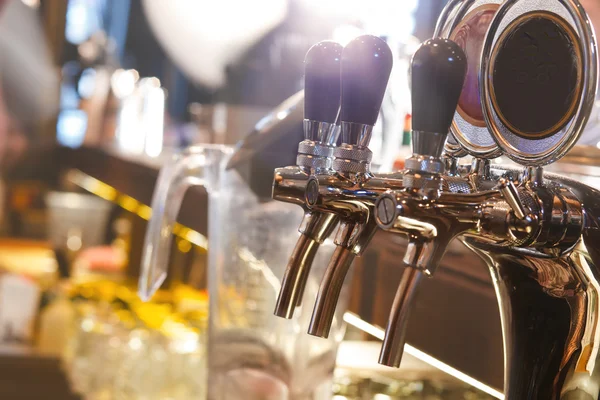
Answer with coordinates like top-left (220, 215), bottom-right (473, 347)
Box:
top-left (304, 41), bottom-right (343, 124)
top-left (340, 35), bottom-right (393, 126)
top-left (411, 38), bottom-right (467, 135)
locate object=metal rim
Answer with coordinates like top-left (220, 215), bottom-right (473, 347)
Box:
top-left (434, 0), bottom-right (472, 38)
top-left (435, 0), bottom-right (472, 159)
top-left (488, 11), bottom-right (583, 141)
top-left (481, 0), bottom-right (598, 167)
top-left (451, 4), bottom-right (502, 129)
top-left (445, 132), bottom-right (469, 158)
top-left (440, 0), bottom-right (505, 159)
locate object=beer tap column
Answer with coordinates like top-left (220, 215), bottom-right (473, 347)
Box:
top-left (377, 38), bottom-right (467, 367)
top-left (307, 35), bottom-right (393, 338)
top-left (273, 41), bottom-right (343, 319)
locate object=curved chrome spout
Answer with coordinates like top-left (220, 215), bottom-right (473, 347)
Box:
top-left (272, 164), bottom-right (342, 319)
top-left (301, 174), bottom-right (401, 337)
top-left (308, 213), bottom-right (380, 338)
top-left (308, 245), bottom-right (355, 338)
top-left (274, 234), bottom-right (320, 318)
top-left (379, 267), bottom-right (424, 367)
top-left (274, 211), bottom-right (338, 318)
top-left (373, 164), bottom-right (600, 397)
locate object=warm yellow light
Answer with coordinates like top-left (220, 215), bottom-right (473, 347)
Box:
top-left (69, 170), bottom-right (208, 251)
top-left (137, 204), bottom-right (153, 221)
top-left (173, 224), bottom-right (184, 236)
top-left (66, 235), bottom-right (82, 252)
top-left (177, 239), bottom-right (192, 253)
top-left (68, 170), bottom-right (118, 201)
top-left (117, 195), bottom-right (140, 213)
top-left (183, 230), bottom-right (208, 250)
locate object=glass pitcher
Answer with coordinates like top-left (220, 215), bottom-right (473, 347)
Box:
top-left (139, 97), bottom-right (351, 400)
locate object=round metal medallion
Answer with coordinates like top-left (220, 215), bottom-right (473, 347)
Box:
top-left (490, 12), bottom-right (582, 140)
top-left (481, 0), bottom-right (597, 167)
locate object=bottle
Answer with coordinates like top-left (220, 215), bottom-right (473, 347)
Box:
top-left (37, 282), bottom-right (75, 356)
top-left (393, 113), bottom-right (412, 170)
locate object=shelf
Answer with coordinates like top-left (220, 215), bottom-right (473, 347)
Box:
top-left (58, 146), bottom-right (208, 237)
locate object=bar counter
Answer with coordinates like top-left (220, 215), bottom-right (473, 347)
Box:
top-left (54, 143), bottom-right (600, 390)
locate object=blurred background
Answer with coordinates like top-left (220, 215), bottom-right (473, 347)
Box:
top-left (0, 0), bottom-right (598, 399)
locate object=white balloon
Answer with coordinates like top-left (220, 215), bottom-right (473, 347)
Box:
top-left (143, 0), bottom-right (288, 88)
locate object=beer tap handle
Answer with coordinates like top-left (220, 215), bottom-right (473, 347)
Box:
top-left (410, 38), bottom-right (467, 159)
top-left (307, 36), bottom-right (393, 338)
top-left (274, 41), bottom-right (343, 319)
top-left (339, 35), bottom-right (393, 148)
top-left (304, 41), bottom-right (342, 129)
top-left (302, 41), bottom-right (343, 146)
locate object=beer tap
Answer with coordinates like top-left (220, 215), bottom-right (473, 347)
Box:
top-left (377, 38), bottom-right (468, 367)
top-left (371, 0), bottom-right (600, 395)
top-left (272, 0), bottom-right (600, 396)
top-left (305, 35), bottom-right (395, 338)
top-left (272, 41), bottom-right (343, 318)
top-left (374, 36), bottom-right (587, 369)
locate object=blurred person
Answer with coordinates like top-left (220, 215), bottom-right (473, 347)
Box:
top-left (0, 0), bottom-right (58, 167)
top-left (0, 0), bottom-right (58, 234)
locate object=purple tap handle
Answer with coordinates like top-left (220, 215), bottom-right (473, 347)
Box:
top-left (304, 41), bottom-right (343, 124)
top-left (340, 35), bottom-right (393, 126)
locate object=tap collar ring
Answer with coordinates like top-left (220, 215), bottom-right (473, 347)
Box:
top-left (403, 173), bottom-right (443, 195)
top-left (332, 158), bottom-right (370, 174)
top-left (405, 156), bottom-right (445, 175)
top-left (333, 144), bottom-right (373, 162)
top-left (296, 154), bottom-right (331, 171)
top-left (298, 141), bottom-right (334, 158)
top-left (332, 144), bottom-right (373, 174)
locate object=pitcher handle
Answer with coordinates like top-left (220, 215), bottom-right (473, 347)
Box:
top-left (138, 144), bottom-right (233, 301)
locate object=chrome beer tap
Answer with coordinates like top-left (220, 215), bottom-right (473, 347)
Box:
top-left (373, 0), bottom-right (600, 398)
top-left (304, 35), bottom-right (396, 339)
top-left (272, 41), bottom-right (343, 318)
top-left (273, 35), bottom-right (397, 335)
top-left (271, 0), bottom-right (600, 397)
top-left (376, 37), bottom-right (469, 367)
